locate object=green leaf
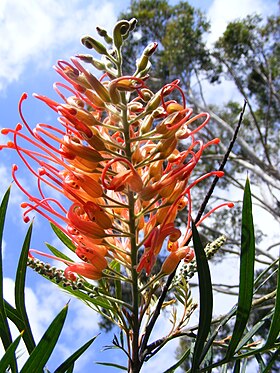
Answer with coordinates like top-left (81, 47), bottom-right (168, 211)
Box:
top-left (264, 258), bottom-right (280, 347)
top-left (65, 366), bottom-right (74, 373)
top-left (190, 222), bottom-right (213, 372)
top-left (50, 223), bottom-right (76, 252)
top-left (233, 359), bottom-right (240, 373)
top-left (0, 188), bottom-right (15, 359)
top-left (263, 348), bottom-right (280, 373)
top-left (235, 310), bottom-right (273, 352)
top-left (163, 348), bottom-right (191, 373)
top-left (20, 304), bottom-right (68, 373)
top-left (4, 300), bottom-right (24, 330)
top-left (45, 242), bottom-right (74, 263)
top-left (112, 261), bottom-right (122, 300)
top-left (54, 335), bottom-right (98, 373)
top-left (226, 178), bottom-right (255, 359)
top-left (95, 361), bottom-right (127, 370)
top-left (0, 331), bottom-right (22, 371)
top-left (14, 223), bottom-right (36, 353)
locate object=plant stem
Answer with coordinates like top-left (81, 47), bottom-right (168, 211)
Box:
top-left (121, 92), bottom-right (141, 372)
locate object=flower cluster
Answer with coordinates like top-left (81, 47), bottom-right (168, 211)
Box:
top-left (1, 20), bottom-right (231, 284)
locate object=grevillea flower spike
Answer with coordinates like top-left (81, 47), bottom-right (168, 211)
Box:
top-left (0, 19), bottom-right (234, 372)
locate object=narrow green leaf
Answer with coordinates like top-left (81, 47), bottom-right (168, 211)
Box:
top-left (236, 310), bottom-right (273, 352)
top-left (4, 300), bottom-right (24, 330)
top-left (233, 359), bottom-right (240, 373)
top-left (45, 242), bottom-right (74, 263)
top-left (0, 332), bottom-right (22, 371)
top-left (95, 362), bottom-right (127, 370)
top-left (226, 178), bottom-right (255, 359)
top-left (263, 348), bottom-right (280, 373)
top-left (29, 264), bottom-right (114, 310)
top-left (53, 335), bottom-right (98, 373)
top-left (14, 223), bottom-right (36, 354)
top-left (254, 352), bottom-right (265, 372)
top-left (265, 258), bottom-right (280, 347)
top-left (20, 304), bottom-right (68, 373)
top-left (190, 222), bottom-right (213, 372)
top-left (254, 258), bottom-right (279, 294)
top-left (50, 223), bottom-right (76, 252)
top-left (163, 348), bottom-right (190, 373)
top-left (0, 188), bottom-right (15, 360)
top-left (66, 366), bottom-right (74, 373)
top-left (113, 262), bottom-right (122, 300)
top-left (221, 363), bottom-right (229, 373)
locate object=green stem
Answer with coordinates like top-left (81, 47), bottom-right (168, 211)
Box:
top-left (121, 90), bottom-right (142, 372)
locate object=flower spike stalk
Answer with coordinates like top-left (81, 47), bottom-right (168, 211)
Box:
top-left (0, 19), bottom-right (234, 372)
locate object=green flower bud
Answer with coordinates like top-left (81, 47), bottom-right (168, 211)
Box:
top-left (145, 92), bottom-right (161, 113)
top-left (113, 20), bottom-right (130, 49)
top-left (135, 42), bottom-right (157, 75)
top-left (81, 35), bottom-right (108, 55)
top-left (96, 26), bottom-right (113, 44)
top-left (129, 18), bottom-right (137, 32)
top-left (86, 74), bottom-right (111, 103)
top-left (76, 54), bottom-right (106, 71)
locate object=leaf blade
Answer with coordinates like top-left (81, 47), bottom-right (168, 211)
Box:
top-left (54, 335), bottom-right (98, 373)
top-left (50, 223), bottom-right (76, 252)
top-left (226, 178), bottom-right (255, 358)
top-left (0, 332), bottom-right (23, 371)
top-left (45, 242), bottom-right (74, 263)
top-left (0, 188), bottom-right (15, 351)
top-left (163, 348), bottom-right (191, 373)
top-left (95, 361), bottom-right (127, 370)
top-left (264, 258), bottom-right (280, 347)
top-left (14, 223), bottom-right (36, 353)
top-left (20, 304), bottom-right (68, 373)
top-left (190, 222), bottom-right (213, 371)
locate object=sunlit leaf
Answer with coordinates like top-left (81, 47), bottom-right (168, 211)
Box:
top-left (4, 300), bottom-right (24, 330)
top-left (163, 348), bottom-right (190, 373)
top-left (226, 178), bottom-right (255, 358)
top-left (14, 223), bottom-right (36, 353)
top-left (0, 331), bottom-right (22, 371)
top-left (113, 261), bottom-right (122, 300)
top-left (20, 304), bottom-right (68, 373)
top-left (45, 242), bottom-right (74, 263)
top-left (0, 187), bottom-right (16, 373)
top-left (96, 361), bottom-right (127, 370)
top-left (50, 223), bottom-right (76, 252)
top-left (54, 335), bottom-right (98, 373)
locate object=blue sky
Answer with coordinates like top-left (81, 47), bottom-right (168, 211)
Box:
top-left (0, 0), bottom-right (279, 372)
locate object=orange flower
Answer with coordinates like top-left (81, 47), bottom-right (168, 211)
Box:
top-left (161, 247), bottom-right (194, 275)
top-left (0, 52), bottom-right (233, 283)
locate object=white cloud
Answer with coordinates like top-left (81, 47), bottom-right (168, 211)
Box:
top-left (0, 0), bottom-right (118, 91)
top-left (207, 0), bottom-right (278, 46)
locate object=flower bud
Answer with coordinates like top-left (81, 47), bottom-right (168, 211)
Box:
top-left (145, 93), bottom-right (161, 113)
top-left (136, 42), bottom-right (158, 73)
top-left (81, 35), bottom-right (108, 55)
top-left (85, 74), bottom-right (111, 103)
top-left (161, 247), bottom-right (193, 274)
top-left (96, 26), bottom-right (113, 44)
top-left (113, 20), bottom-right (131, 49)
top-left (76, 54), bottom-right (106, 71)
top-left (84, 89), bottom-right (105, 109)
